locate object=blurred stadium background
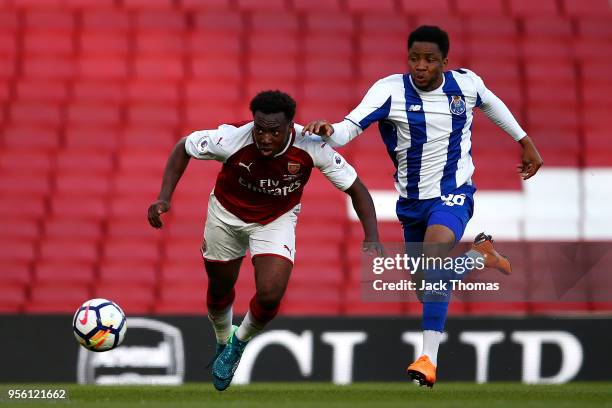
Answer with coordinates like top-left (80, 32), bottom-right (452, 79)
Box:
top-left (1, 0), bottom-right (612, 385)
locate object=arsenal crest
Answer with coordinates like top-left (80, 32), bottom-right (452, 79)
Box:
top-left (287, 162), bottom-right (300, 174)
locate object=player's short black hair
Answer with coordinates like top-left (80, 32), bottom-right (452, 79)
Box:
top-left (250, 90), bottom-right (296, 122)
top-left (408, 25), bottom-right (450, 59)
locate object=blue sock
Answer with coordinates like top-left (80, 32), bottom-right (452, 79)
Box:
top-left (421, 251), bottom-right (481, 332)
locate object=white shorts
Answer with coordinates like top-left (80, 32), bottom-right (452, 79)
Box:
top-left (202, 193), bottom-right (299, 263)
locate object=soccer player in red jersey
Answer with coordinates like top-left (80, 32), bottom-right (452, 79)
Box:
top-left (148, 90), bottom-right (382, 391)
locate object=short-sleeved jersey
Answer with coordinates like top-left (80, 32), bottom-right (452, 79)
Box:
top-left (345, 69), bottom-right (490, 200)
top-left (185, 122), bottom-right (357, 224)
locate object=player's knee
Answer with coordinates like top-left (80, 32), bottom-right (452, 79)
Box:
top-left (255, 288), bottom-right (283, 310)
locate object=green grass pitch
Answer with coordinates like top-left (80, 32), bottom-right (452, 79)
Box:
top-left (1, 383), bottom-right (611, 408)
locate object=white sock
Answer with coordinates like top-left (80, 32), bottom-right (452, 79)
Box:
top-left (235, 311), bottom-right (265, 342)
top-left (422, 330), bottom-right (442, 366)
top-left (208, 306), bottom-right (233, 344)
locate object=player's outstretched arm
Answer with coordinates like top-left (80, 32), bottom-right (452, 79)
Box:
top-left (517, 136), bottom-right (543, 180)
top-left (147, 137), bottom-right (191, 229)
top-left (344, 178), bottom-right (384, 256)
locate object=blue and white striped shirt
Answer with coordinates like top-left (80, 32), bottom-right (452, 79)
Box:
top-left (331, 69), bottom-right (526, 199)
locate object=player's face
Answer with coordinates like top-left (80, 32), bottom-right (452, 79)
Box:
top-left (252, 111), bottom-right (293, 157)
top-left (408, 41), bottom-right (448, 91)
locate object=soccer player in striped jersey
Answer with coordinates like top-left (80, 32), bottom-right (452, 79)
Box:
top-left (303, 25), bottom-right (543, 387)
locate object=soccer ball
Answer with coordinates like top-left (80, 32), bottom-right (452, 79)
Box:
top-left (73, 298), bottom-right (127, 352)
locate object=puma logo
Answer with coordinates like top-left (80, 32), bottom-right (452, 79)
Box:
top-left (239, 162), bottom-right (253, 172)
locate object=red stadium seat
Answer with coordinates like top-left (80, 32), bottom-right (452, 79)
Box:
top-left (456, 0), bottom-right (504, 16)
top-left (399, 0), bottom-right (451, 15)
top-left (112, 172), bottom-right (162, 196)
top-left (15, 80), bottom-right (69, 102)
top-left (98, 261), bottom-right (157, 287)
top-left (107, 219), bottom-right (162, 242)
top-left (508, 0), bottom-right (559, 16)
top-left (305, 12), bottom-right (354, 34)
top-left (292, 0), bottom-right (341, 11)
top-left (345, 0), bottom-right (395, 12)
top-left (50, 194), bottom-right (109, 220)
top-left (44, 217), bottom-right (103, 241)
top-left (191, 56), bottom-right (242, 81)
top-left (82, 11), bottom-right (130, 32)
top-left (0, 196), bottom-right (46, 219)
top-left (127, 80), bottom-right (180, 104)
top-left (358, 13), bottom-right (412, 36)
top-left (72, 80), bottom-right (124, 103)
top-left (0, 262), bottom-right (32, 287)
top-left (127, 104), bottom-right (180, 127)
top-left (304, 58), bottom-right (353, 81)
top-left (134, 10), bottom-right (186, 31)
top-left (26, 283), bottom-right (91, 314)
top-left (160, 259), bottom-right (207, 286)
top-left (109, 195), bottom-right (152, 219)
top-left (303, 34), bottom-right (353, 57)
top-left (0, 285), bottom-right (26, 313)
top-left (180, 0), bottom-right (231, 10)
top-left (251, 12), bottom-right (299, 33)
top-left (67, 102), bottom-right (121, 126)
top-left (576, 17), bottom-right (612, 39)
top-left (94, 283), bottom-right (154, 314)
top-left (102, 240), bottom-right (160, 264)
top-left (155, 283), bottom-right (207, 314)
top-left (164, 238), bottom-right (203, 263)
top-left (123, 0), bottom-right (175, 10)
top-left (249, 34), bottom-right (299, 56)
top-left (136, 32), bottom-right (185, 56)
top-left (291, 261), bottom-right (344, 287)
top-left (523, 17), bottom-right (574, 39)
top-left (24, 32), bottom-right (73, 56)
top-left (281, 285), bottom-right (342, 316)
top-left (65, 126), bottom-right (120, 151)
top-left (0, 172), bottom-right (51, 197)
top-left (56, 149), bottom-right (114, 173)
top-left (80, 32), bottom-right (129, 55)
top-left (247, 57), bottom-right (298, 80)
top-left (466, 17), bottom-right (518, 40)
top-left (64, 0), bottom-right (115, 8)
top-left (0, 149), bottom-right (53, 173)
top-left (572, 38), bottom-right (612, 62)
top-left (119, 149), bottom-right (168, 172)
top-left (10, 102), bottom-right (62, 126)
top-left (133, 56), bottom-right (185, 80)
top-left (23, 56), bottom-right (75, 79)
top-left (54, 171), bottom-right (111, 196)
top-left (39, 238), bottom-right (99, 263)
top-left (521, 39), bottom-right (573, 61)
top-left (121, 126), bottom-right (176, 149)
top-left (35, 261), bottom-right (95, 286)
top-left (77, 56), bottom-right (129, 79)
top-left (189, 32), bottom-right (241, 58)
top-left (236, 0), bottom-right (287, 11)
top-left (193, 11), bottom-right (243, 32)
top-left (563, 0), bottom-right (612, 17)
top-left (25, 10), bottom-right (75, 31)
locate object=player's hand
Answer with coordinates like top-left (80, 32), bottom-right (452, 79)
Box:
top-left (362, 241), bottom-right (386, 257)
top-left (517, 136), bottom-right (543, 180)
top-left (302, 120), bottom-right (334, 137)
top-left (147, 199), bottom-right (170, 229)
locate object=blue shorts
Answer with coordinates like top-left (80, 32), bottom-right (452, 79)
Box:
top-left (396, 184), bottom-right (476, 243)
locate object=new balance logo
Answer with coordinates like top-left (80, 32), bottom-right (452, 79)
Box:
top-left (238, 162), bottom-right (253, 172)
top-left (408, 105), bottom-right (422, 112)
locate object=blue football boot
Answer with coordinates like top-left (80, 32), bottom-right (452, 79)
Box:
top-left (212, 330), bottom-right (249, 391)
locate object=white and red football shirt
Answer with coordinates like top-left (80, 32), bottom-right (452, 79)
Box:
top-left (184, 122), bottom-right (357, 224)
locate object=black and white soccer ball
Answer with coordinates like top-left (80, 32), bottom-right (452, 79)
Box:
top-left (72, 298), bottom-right (127, 352)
